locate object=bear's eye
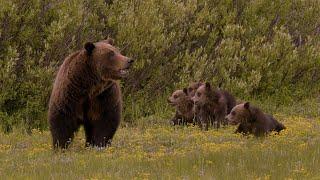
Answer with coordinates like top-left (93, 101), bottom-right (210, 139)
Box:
top-left (188, 88), bottom-right (193, 92)
top-left (173, 95), bottom-right (178, 99)
top-left (107, 51), bottom-right (115, 57)
top-left (231, 111), bottom-right (236, 116)
top-left (197, 92), bottom-right (201, 97)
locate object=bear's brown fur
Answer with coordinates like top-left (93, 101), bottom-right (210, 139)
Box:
top-left (48, 38), bottom-right (134, 149)
top-left (221, 90), bottom-right (236, 115)
top-left (225, 102), bottom-right (286, 136)
top-left (188, 81), bottom-right (235, 114)
top-left (192, 82), bottom-right (236, 130)
top-left (187, 81), bottom-right (203, 97)
top-left (168, 88), bottom-right (194, 125)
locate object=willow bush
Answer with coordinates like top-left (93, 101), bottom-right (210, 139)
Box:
top-left (0, 0), bottom-right (319, 132)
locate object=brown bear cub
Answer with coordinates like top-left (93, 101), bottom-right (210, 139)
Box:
top-left (225, 102), bottom-right (285, 136)
top-left (187, 81), bottom-right (203, 97)
top-left (192, 82), bottom-right (236, 130)
top-left (188, 81), bottom-right (235, 114)
top-left (48, 37), bottom-right (134, 149)
top-left (168, 88), bottom-right (194, 125)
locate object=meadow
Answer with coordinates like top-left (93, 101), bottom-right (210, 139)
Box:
top-left (1, 99), bottom-right (320, 179)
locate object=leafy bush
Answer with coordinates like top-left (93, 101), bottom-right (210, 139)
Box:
top-left (0, 0), bottom-right (319, 132)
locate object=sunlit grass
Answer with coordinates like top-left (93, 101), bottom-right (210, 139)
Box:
top-left (0, 114), bottom-right (320, 179)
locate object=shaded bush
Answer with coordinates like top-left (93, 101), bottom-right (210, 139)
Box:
top-left (0, 0), bottom-right (319, 132)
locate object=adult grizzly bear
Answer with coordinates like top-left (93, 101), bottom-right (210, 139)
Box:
top-left (48, 38), bottom-right (134, 149)
top-left (225, 102), bottom-right (285, 136)
top-left (168, 88), bottom-right (194, 125)
top-left (192, 82), bottom-right (236, 130)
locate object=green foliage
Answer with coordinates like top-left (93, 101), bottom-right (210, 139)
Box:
top-left (0, 0), bottom-right (319, 132)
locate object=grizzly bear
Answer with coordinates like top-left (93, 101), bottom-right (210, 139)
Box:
top-left (225, 102), bottom-right (286, 136)
top-left (188, 81), bottom-right (235, 114)
top-left (48, 37), bottom-right (134, 149)
top-left (192, 82), bottom-right (236, 130)
top-left (187, 81), bottom-right (203, 97)
top-left (168, 88), bottom-right (194, 125)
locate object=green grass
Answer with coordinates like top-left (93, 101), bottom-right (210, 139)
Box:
top-left (1, 112), bottom-right (320, 179)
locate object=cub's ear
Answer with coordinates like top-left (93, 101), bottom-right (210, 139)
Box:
top-left (104, 37), bottom-right (114, 45)
top-left (183, 88), bottom-right (188, 95)
top-left (84, 42), bottom-right (95, 56)
top-left (244, 102), bottom-right (250, 109)
top-left (205, 82), bottom-right (211, 90)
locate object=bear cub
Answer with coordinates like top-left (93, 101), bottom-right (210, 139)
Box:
top-left (187, 81), bottom-right (203, 98)
top-left (225, 102), bottom-right (285, 136)
top-left (189, 81), bottom-right (236, 113)
top-left (192, 82), bottom-right (236, 130)
top-left (168, 88), bottom-right (195, 125)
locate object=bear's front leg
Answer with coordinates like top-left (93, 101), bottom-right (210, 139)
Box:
top-left (199, 116), bottom-right (209, 131)
top-left (86, 84), bottom-right (122, 148)
top-left (91, 103), bottom-right (121, 147)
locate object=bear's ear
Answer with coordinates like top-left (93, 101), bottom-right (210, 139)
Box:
top-left (105, 37), bottom-right (114, 45)
top-left (84, 42), bottom-right (95, 56)
top-left (183, 88), bottom-right (188, 95)
top-left (244, 102), bottom-right (250, 109)
top-left (205, 82), bottom-right (211, 90)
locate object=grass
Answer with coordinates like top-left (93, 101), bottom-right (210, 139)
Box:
top-left (0, 98), bottom-right (320, 179)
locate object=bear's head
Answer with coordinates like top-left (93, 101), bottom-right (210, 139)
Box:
top-left (225, 102), bottom-right (251, 125)
top-left (192, 82), bottom-right (220, 106)
top-left (167, 88), bottom-right (189, 107)
top-left (84, 37), bottom-right (134, 80)
top-left (187, 81), bottom-right (203, 97)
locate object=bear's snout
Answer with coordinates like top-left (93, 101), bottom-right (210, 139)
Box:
top-left (226, 116), bottom-right (237, 125)
top-left (192, 97), bottom-right (199, 105)
top-left (123, 58), bottom-right (134, 70)
top-left (128, 58), bottom-right (134, 64)
top-left (167, 98), bottom-right (175, 105)
top-left (225, 115), bottom-right (233, 124)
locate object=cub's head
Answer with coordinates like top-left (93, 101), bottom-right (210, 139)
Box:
top-left (168, 88), bottom-right (189, 107)
top-left (225, 102), bottom-right (251, 125)
top-left (192, 82), bottom-right (219, 106)
top-left (187, 81), bottom-right (203, 97)
top-left (84, 37), bottom-right (134, 80)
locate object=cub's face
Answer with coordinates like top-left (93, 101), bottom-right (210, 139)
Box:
top-left (225, 102), bottom-right (250, 125)
top-left (168, 89), bottom-right (188, 106)
top-left (191, 83), bottom-right (210, 106)
top-left (85, 38), bottom-right (134, 80)
top-left (187, 82), bottom-right (203, 97)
